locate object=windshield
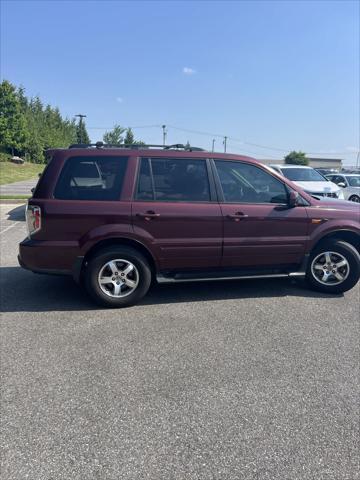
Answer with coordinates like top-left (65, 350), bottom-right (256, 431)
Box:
top-left (280, 168), bottom-right (326, 182)
top-left (346, 175), bottom-right (360, 187)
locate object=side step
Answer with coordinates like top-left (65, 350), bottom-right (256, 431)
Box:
top-left (156, 271), bottom-right (306, 284)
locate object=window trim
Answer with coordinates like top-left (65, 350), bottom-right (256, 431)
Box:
top-left (134, 157), bottom-right (217, 203)
top-left (211, 159), bottom-right (290, 206)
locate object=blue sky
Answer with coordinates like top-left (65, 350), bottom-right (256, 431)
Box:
top-left (1, 0), bottom-right (359, 164)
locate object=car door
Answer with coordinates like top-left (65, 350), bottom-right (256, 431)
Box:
top-left (132, 156), bottom-right (223, 270)
top-left (212, 159), bottom-right (310, 268)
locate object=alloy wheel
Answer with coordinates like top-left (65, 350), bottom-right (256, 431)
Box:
top-left (311, 251), bottom-right (350, 286)
top-left (98, 259), bottom-right (139, 297)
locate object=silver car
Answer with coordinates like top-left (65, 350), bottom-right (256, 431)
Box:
top-left (326, 174), bottom-right (360, 203)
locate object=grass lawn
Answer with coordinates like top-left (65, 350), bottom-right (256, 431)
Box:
top-left (0, 195), bottom-right (30, 199)
top-left (0, 162), bottom-right (45, 185)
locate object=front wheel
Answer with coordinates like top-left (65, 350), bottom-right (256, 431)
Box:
top-left (349, 195), bottom-right (360, 203)
top-left (84, 246), bottom-right (152, 307)
top-left (306, 240), bottom-right (360, 294)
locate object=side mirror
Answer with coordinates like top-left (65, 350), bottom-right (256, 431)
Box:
top-left (288, 190), bottom-right (299, 208)
top-left (337, 182), bottom-right (346, 188)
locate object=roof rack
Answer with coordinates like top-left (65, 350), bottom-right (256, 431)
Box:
top-left (68, 142), bottom-right (206, 152)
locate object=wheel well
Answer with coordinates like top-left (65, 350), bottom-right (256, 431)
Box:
top-left (83, 238), bottom-right (157, 274)
top-left (313, 230), bottom-right (360, 253)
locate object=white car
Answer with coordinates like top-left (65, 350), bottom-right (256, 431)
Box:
top-left (326, 173), bottom-right (360, 203)
top-left (269, 165), bottom-right (344, 200)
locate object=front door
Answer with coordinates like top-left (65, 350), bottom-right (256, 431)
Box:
top-left (213, 160), bottom-right (309, 268)
top-left (132, 157), bottom-right (222, 270)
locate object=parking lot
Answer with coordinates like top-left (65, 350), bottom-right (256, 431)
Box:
top-left (0, 204), bottom-right (359, 480)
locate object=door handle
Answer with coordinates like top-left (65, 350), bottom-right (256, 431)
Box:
top-left (136, 211), bottom-right (161, 220)
top-left (226, 212), bottom-right (249, 221)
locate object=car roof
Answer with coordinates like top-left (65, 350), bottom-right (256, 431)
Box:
top-left (48, 146), bottom-right (260, 164)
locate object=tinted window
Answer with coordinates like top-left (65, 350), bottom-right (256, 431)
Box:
top-left (54, 156), bottom-right (128, 200)
top-left (137, 158), bottom-right (154, 200)
top-left (329, 175), bottom-right (345, 185)
top-left (215, 161), bottom-right (288, 204)
top-left (137, 158), bottom-right (210, 202)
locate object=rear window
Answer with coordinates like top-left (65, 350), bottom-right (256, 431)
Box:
top-left (54, 156), bottom-right (128, 200)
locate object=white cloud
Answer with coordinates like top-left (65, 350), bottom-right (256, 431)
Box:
top-left (116, 97), bottom-right (124, 103)
top-left (346, 146), bottom-right (359, 152)
top-left (183, 67), bottom-right (196, 75)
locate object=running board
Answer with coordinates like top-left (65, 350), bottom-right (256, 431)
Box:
top-left (156, 271), bottom-right (306, 284)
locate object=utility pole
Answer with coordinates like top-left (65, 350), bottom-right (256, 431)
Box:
top-left (212, 139), bottom-right (215, 152)
top-left (223, 136), bottom-right (227, 153)
top-left (75, 114), bottom-right (87, 143)
top-left (162, 125), bottom-right (167, 145)
top-left (356, 151), bottom-right (360, 169)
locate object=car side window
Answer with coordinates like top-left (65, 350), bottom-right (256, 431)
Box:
top-left (215, 160), bottom-right (288, 204)
top-left (332, 175), bottom-right (346, 185)
top-left (136, 158), bottom-right (211, 202)
top-left (54, 156), bottom-right (128, 201)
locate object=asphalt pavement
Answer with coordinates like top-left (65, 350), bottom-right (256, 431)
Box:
top-left (0, 204), bottom-right (359, 480)
top-left (0, 179), bottom-right (38, 196)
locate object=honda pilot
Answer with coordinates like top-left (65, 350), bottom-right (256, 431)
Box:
top-left (19, 143), bottom-right (360, 307)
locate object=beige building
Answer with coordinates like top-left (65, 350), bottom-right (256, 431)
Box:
top-left (260, 157), bottom-right (342, 170)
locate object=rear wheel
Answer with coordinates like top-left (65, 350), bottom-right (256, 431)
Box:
top-left (349, 195), bottom-right (360, 203)
top-left (84, 246), bottom-right (152, 307)
top-left (306, 240), bottom-right (360, 294)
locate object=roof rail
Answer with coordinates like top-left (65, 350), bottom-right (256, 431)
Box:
top-left (68, 142), bottom-right (206, 152)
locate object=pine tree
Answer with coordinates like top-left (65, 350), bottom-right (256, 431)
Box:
top-left (76, 120), bottom-right (90, 144)
top-left (0, 80), bottom-right (28, 155)
top-left (103, 124), bottom-right (126, 145)
top-left (124, 128), bottom-right (135, 145)
top-left (0, 80), bottom-right (80, 162)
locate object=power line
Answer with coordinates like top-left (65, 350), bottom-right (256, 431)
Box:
top-left (88, 124), bottom-right (161, 130)
top-left (86, 123), bottom-right (358, 156)
top-left (167, 125), bottom-right (357, 155)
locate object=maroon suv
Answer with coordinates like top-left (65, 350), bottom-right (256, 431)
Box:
top-left (19, 143), bottom-right (360, 307)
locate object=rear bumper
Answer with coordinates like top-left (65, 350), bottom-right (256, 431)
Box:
top-left (18, 237), bottom-right (84, 282)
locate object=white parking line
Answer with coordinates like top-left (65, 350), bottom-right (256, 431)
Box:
top-left (0, 221), bottom-right (21, 235)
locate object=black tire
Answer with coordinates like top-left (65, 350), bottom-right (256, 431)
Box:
top-left (306, 240), bottom-right (360, 294)
top-left (349, 195), bottom-right (360, 203)
top-left (84, 246), bottom-right (152, 307)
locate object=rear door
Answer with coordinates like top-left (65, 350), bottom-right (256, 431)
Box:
top-left (213, 160), bottom-right (309, 268)
top-left (132, 157), bottom-right (222, 270)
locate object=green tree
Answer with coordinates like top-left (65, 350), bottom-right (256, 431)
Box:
top-left (124, 128), bottom-right (135, 145)
top-left (0, 80), bottom-right (28, 155)
top-left (103, 124), bottom-right (126, 145)
top-left (284, 151), bottom-right (309, 166)
top-left (76, 120), bottom-right (90, 144)
top-left (0, 80), bottom-right (78, 163)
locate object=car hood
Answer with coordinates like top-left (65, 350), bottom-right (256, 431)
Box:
top-left (292, 180), bottom-right (340, 193)
top-left (312, 197), bottom-right (360, 210)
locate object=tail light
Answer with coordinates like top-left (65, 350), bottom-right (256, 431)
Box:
top-left (26, 204), bottom-right (41, 237)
